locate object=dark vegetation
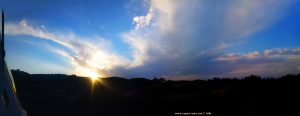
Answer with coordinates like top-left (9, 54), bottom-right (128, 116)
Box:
top-left (12, 69), bottom-right (300, 116)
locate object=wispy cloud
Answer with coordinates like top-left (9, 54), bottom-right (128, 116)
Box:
top-left (6, 20), bottom-right (129, 77)
top-left (214, 48), bottom-right (300, 77)
top-left (216, 48), bottom-right (300, 61)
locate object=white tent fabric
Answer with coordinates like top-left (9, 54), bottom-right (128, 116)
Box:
top-left (0, 10), bottom-right (26, 116)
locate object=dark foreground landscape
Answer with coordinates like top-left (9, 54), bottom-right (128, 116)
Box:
top-left (12, 70), bottom-right (300, 116)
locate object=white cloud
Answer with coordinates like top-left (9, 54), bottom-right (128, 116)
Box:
top-left (6, 20), bottom-right (129, 77)
top-left (121, 0), bottom-right (294, 78)
top-left (133, 8), bottom-right (154, 30)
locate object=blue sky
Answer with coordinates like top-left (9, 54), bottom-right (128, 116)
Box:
top-left (1, 0), bottom-right (300, 79)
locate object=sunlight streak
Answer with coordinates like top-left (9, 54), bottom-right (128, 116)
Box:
top-left (75, 67), bottom-right (102, 81)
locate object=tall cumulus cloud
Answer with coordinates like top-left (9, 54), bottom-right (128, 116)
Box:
top-left (121, 0), bottom-right (298, 78)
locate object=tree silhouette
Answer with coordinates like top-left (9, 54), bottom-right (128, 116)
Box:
top-left (10, 69), bottom-right (300, 116)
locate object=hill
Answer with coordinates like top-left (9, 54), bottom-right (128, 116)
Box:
top-left (11, 70), bottom-right (300, 116)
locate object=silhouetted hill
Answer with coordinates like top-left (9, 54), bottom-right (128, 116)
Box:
top-left (11, 69), bottom-right (300, 116)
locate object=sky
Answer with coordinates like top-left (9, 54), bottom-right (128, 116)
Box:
top-left (1, 0), bottom-right (300, 79)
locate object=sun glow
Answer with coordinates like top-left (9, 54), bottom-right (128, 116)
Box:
top-left (89, 73), bottom-right (99, 82)
top-left (76, 67), bottom-right (102, 82)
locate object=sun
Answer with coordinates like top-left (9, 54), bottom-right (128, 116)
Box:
top-left (89, 73), bottom-right (99, 81)
top-left (76, 67), bottom-right (102, 82)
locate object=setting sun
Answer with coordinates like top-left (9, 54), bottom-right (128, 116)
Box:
top-left (75, 67), bottom-right (102, 81)
top-left (90, 73), bottom-right (99, 82)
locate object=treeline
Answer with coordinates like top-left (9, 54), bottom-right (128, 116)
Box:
top-left (11, 69), bottom-right (300, 116)
top-left (11, 69), bottom-right (300, 81)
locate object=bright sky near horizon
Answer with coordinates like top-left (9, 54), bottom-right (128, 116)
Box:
top-left (1, 0), bottom-right (300, 79)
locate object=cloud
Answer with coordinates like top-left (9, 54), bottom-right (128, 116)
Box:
top-left (6, 20), bottom-right (129, 77)
top-left (214, 48), bottom-right (300, 77)
top-left (264, 48), bottom-right (300, 57)
top-left (216, 48), bottom-right (300, 61)
top-left (133, 8), bottom-right (154, 30)
top-left (121, 0), bottom-right (294, 78)
top-left (215, 51), bottom-right (260, 61)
